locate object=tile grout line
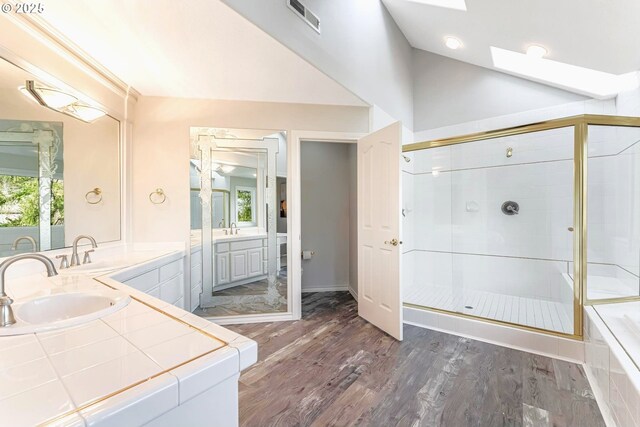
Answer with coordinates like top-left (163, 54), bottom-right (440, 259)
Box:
top-left (32, 334), bottom-right (81, 421)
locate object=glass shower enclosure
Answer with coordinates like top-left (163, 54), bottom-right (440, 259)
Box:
top-left (402, 115), bottom-right (640, 339)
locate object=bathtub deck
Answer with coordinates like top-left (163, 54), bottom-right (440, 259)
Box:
top-left (404, 284), bottom-right (573, 334)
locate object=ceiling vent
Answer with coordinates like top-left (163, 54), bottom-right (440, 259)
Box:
top-left (287, 0), bottom-right (320, 33)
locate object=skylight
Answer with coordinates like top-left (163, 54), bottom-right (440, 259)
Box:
top-left (490, 46), bottom-right (639, 99)
top-left (407, 0), bottom-right (466, 11)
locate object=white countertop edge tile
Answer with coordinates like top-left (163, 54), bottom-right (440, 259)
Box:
top-left (78, 373), bottom-right (179, 427)
top-left (47, 413), bottom-right (86, 427)
top-left (169, 346), bottom-right (240, 404)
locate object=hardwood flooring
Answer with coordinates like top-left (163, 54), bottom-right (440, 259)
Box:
top-left (228, 292), bottom-right (605, 427)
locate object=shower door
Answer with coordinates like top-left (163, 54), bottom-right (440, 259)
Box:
top-left (403, 126), bottom-right (578, 336)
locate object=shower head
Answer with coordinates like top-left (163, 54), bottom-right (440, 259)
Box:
top-left (402, 155), bottom-right (411, 163)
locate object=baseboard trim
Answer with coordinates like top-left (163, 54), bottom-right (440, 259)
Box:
top-left (348, 287), bottom-right (358, 301)
top-left (403, 306), bottom-right (585, 364)
top-left (202, 312), bottom-right (295, 325)
top-left (302, 285), bottom-right (349, 293)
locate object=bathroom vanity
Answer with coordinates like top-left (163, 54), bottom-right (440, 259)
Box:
top-left (0, 245), bottom-right (257, 426)
top-left (213, 233), bottom-right (268, 290)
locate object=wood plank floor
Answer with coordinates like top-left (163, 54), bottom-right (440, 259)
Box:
top-left (228, 292), bottom-right (605, 427)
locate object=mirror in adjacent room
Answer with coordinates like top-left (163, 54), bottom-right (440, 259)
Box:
top-left (0, 56), bottom-right (121, 257)
top-left (190, 128), bottom-right (288, 318)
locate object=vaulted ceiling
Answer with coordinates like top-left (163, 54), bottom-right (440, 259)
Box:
top-left (383, 0), bottom-right (640, 97)
top-left (39, 0), bottom-right (366, 107)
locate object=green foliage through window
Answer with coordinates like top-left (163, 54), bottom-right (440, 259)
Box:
top-left (0, 175), bottom-right (64, 227)
top-left (237, 189), bottom-right (253, 223)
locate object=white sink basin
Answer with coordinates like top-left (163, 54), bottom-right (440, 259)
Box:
top-left (59, 260), bottom-right (131, 276)
top-left (0, 289), bottom-right (130, 336)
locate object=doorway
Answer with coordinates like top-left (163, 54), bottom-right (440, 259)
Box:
top-left (300, 141), bottom-right (358, 299)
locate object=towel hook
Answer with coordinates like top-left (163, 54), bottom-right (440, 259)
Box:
top-left (85, 188), bottom-right (103, 205)
top-left (149, 188), bottom-right (166, 204)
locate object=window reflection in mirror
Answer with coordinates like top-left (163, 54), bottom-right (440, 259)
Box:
top-left (0, 120), bottom-right (64, 255)
top-left (0, 57), bottom-right (121, 257)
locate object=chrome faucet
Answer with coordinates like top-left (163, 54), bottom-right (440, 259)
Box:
top-left (229, 222), bottom-right (238, 235)
top-left (70, 235), bottom-right (98, 267)
top-left (0, 253), bottom-right (58, 327)
top-left (11, 236), bottom-right (37, 253)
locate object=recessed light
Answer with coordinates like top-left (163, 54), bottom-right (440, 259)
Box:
top-left (445, 37), bottom-right (462, 50)
top-left (526, 45), bottom-right (547, 59)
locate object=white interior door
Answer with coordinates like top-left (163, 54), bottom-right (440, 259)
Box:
top-left (357, 122), bottom-right (403, 340)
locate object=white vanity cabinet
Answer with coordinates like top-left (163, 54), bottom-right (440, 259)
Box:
top-left (190, 245), bottom-right (203, 311)
top-left (214, 236), bottom-right (267, 290)
top-left (112, 252), bottom-right (186, 309)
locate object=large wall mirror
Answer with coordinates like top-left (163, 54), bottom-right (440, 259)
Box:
top-left (190, 128), bottom-right (288, 319)
top-left (0, 56), bottom-right (121, 256)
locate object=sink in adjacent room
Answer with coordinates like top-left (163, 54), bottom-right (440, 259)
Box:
top-left (0, 289), bottom-right (130, 336)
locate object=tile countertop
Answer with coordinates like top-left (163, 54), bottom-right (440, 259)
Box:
top-left (0, 247), bottom-right (257, 427)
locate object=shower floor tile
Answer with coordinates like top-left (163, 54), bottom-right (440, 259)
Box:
top-left (404, 285), bottom-right (573, 334)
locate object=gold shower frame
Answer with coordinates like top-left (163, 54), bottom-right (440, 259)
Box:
top-left (403, 114), bottom-right (640, 340)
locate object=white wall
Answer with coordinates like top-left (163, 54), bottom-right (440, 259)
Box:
top-left (412, 50), bottom-right (588, 132)
top-left (347, 144), bottom-right (358, 297)
top-left (222, 0), bottom-right (414, 129)
top-left (300, 141), bottom-right (356, 291)
top-left (132, 96), bottom-right (369, 244)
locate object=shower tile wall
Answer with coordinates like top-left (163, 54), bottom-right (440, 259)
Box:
top-left (403, 127), bottom-right (575, 334)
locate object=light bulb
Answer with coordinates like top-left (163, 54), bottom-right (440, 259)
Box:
top-left (526, 45), bottom-right (547, 59)
top-left (445, 37), bottom-right (462, 50)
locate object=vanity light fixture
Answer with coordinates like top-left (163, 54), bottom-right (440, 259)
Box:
top-left (526, 44), bottom-right (548, 59)
top-left (61, 103), bottom-right (106, 123)
top-left (20, 82), bottom-right (77, 109)
top-left (445, 36), bottom-right (462, 50)
top-left (20, 80), bottom-right (106, 123)
top-left (211, 163), bottom-right (236, 174)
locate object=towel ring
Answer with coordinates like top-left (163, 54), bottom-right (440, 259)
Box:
top-left (85, 188), bottom-right (103, 205)
top-left (149, 188), bottom-right (166, 204)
